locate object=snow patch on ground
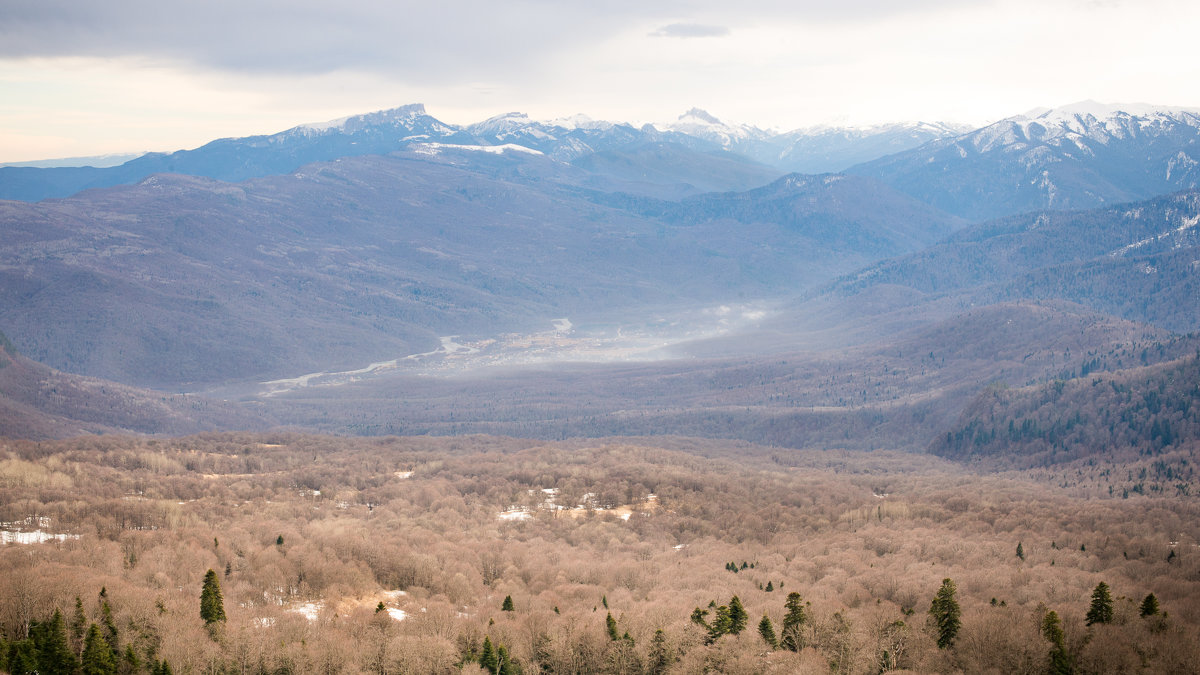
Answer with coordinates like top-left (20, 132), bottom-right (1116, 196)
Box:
top-left (289, 602), bottom-right (323, 622)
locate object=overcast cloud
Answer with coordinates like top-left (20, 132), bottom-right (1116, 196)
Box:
top-left (1, 0), bottom-right (1198, 161)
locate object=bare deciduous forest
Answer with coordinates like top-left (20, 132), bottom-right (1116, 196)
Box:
top-left (2, 433), bottom-right (1196, 674)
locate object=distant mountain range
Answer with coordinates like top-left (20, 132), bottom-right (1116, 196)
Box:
top-left (7, 101), bottom-right (1200, 227)
top-left (4, 99), bottom-right (1200, 458)
top-left (852, 101), bottom-right (1200, 221)
top-left (0, 104), bottom-right (964, 202)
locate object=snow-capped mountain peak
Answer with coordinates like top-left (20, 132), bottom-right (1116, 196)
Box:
top-left (295, 104), bottom-right (432, 135)
top-left (656, 108), bottom-right (770, 147)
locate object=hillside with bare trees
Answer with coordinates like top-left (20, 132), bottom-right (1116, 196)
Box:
top-left (2, 433), bottom-right (1196, 674)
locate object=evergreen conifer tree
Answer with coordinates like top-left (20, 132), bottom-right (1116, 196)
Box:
top-left (647, 629), bottom-right (671, 675)
top-left (758, 614), bottom-right (778, 649)
top-left (33, 609), bottom-right (79, 675)
top-left (928, 578), bottom-right (961, 649)
top-left (119, 645), bottom-right (140, 675)
top-left (502, 595), bottom-right (514, 612)
top-left (71, 597), bottom-right (87, 650)
top-left (479, 636), bottom-right (498, 674)
top-left (780, 592), bottom-right (808, 652)
top-left (706, 606), bottom-right (732, 644)
top-left (1016, 542), bottom-right (1025, 560)
top-left (200, 569), bottom-right (227, 625)
top-left (81, 624), bottom-right (116, 675)
top-left (7, 639), bottom-right (39, 675)
top-left (1139, 593), bottom-right (1160, 617)
top-left (1085, 582), bottom-right (1113, 626)
top-left (606, 612), bottom-right (620, 641)
top-left (728, 596), bottom-right (748, 635)
top-left (1041, 610), bottom-right (1072, 675)
top-left (497, 645), bottom-right (521, 675)
top-left (100, 600), bottom-right (118, 651)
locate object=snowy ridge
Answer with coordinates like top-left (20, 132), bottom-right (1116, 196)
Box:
top-left (292, 104), bottom-right (441, 136)
top-left (655, 108), bottom-right (772, 147)
top-left (964, 101), bottom-right (1200, 154)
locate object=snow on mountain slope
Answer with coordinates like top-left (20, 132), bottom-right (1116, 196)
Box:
top-left (850, 101), bottom-right (1200, 221)
top-left (656, 108), bottom-right (772, 147)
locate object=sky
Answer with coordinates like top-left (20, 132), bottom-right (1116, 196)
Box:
top-left (2, 0), bottom-right (1199, 163)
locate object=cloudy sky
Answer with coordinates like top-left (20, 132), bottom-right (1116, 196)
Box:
top-left (2, 0), bottom-right (1199, 162)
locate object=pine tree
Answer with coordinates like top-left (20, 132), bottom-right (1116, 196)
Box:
top-left (479, 636), bottom-right (498, 674)
top-left (119, 644), bottom-right (140, 675)
top-left (727, 596), bottom-right (748, 635)
top-left (501, 595), bottom-right (514, 612)
top-left (647, 629), bottom-right (671, 675)
top-left (71, 597), bottom-right (87, 651)
top-left (706, 605), bottom-right (732, 644)
top-left (7, 639), bottom-right (39, 675)
top-left (1139, 593), bottom-right (1160, 617)
top-left (200, 569), bottom-right (227, 625)
top-left (33, 609), bottom-right (79, 675)
top-left (1041, 610), bottom-right (1073, 675)
top-left (928, 578), bottom-right (961, 649)
top-left (100, 600), bottom-right (118, 651)
top-left (81, 624), bottom-right (117, 675)
top-left (780, 592), bottom-right (808, 652)
top-left (1016, 542), bottom-right (1025, 561)
top-left (1085, 582), bottom-right (1113, 626)
top-left (497, 645), bottom-right (521, 675)
top-left (606, 612), bottom-right (620, 641)
top-left (757, 614), bottom-right (778, 649)
top-left (765, 580), bottom-right (774, 592)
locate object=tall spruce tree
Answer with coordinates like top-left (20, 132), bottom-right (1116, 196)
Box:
top-left (1085, 582), bottom-right (1113, 626)
top-left (758, 614), bottom-right (778, 649)
top-left (780, 592), bottom-right (808, 652)
top-left (497, 645), bottom-right (521, 675)
top-left (928, 578), bottom-right (961, 649)
top-left (70, 597), bottom-right (87, 650)
top-left (81, 624), bottom-right (116, 675)
top-left (479, 636), bottom-right (498, 674)
top-left (501, 595), bottom-right (514, 612)
top-left (199, 569), bottom-right (227, 625)
top-left (706, 605), bottom-right (732, 644)
top-left (7, 639), bottom-right (39, 675)
top-left (33, 610), bottom-right (79, 675)
top-left (1041, 610), bottom-right (1073, 675)
top-left (728, 596), bottom-right (748, 635)
top-left (647, 629), bottom-right (671, 675)
top-left (606, 612), bottom-right (620, 641)
top-left (1139, 593), bottom-right (1160, 617)
top-left (100, 600), bottom-right (118, 652)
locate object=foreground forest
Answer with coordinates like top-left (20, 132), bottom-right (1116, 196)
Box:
top-left (1, 433), bottom-right (1197, 674)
